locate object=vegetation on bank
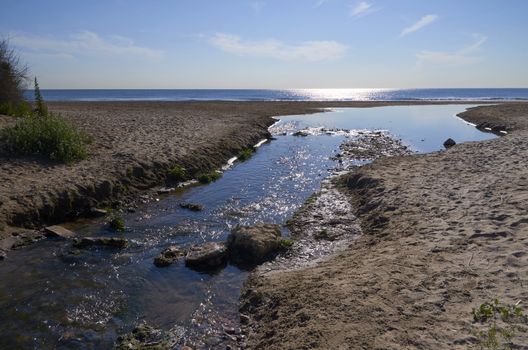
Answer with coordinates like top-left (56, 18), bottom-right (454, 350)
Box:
top-left (197, 170), bottom-right (222, 184)
top-left (0, 40), bottom-right (90, 163)
top-left (279, 238), bottom-right (294, 250)
top-left (168, 165), bottom-right (186, 181)
top-left (108, 215), bottom-right (126, 232)
top-left (237, 147), bottom-right (255, 161)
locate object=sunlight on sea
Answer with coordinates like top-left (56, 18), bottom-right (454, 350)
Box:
top-left (287, 88), bottom-right (394, 101)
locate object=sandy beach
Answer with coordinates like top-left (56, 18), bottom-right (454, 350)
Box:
top-left (240, 103), bottom-right (528, 349)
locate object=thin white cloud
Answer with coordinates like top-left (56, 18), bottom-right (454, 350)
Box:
top-left (209, 33), bottom-right (347, 62)
top-left (11, 31), bottom-right (164, 61)
top-left (350, 1), bottom-right (373, 18)
top-left (417, 35), bottom-right (487, 66)
top-left (400, 14), bottom-right (438, 37)
top-left (315, 0), bottom-right (329, 7)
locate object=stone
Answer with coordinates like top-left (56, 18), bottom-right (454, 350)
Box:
top-left (73, 237), bottom-right (128, 249)
top-left (443, 138), bottom-right (456, 149)
top-left (179, 203), bottom-right (203, 211)
top-left (59, 249), bottom-right (84, 263)
top-left (154, 246), bottom-right (184, 267)
top-left (185, 242), bottom-right (228, 269)
top-left (115, 323), bottom-right (171, 350)
top-left (292, 130), bottom-right (309, 137)
top-left (0, 250), bottom-right (6, 260)
top-left (89, 208), bottom-right (108, 218)
top-left (44, 225), bottom-right (75, 239)
top-left (227, 224), bottom-right (282, 265)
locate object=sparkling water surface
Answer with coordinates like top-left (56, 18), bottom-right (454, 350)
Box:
top-left (25, 88), bottom-right (528, 102)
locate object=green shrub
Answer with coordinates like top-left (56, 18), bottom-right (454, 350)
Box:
top-left (197, 171), bottom-right (222, 184)
top-left (109, 215), bottom-right (125, 232)
top-left (237, 147), bottom-right (254, 161)
top-left (168, 165), bottom-right (186, 181)
top-left (0, 101), bottom-right (32, 117)
top-left (280, 238), bottom-right (294, 250)
top-left (33, 77), bottom-right (48, 117)
top-left (1, 113), bottom-right (89, 163)
top-left (472, 299), bottom-right (527, 350)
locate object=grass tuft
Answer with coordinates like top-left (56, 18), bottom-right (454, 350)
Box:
top-left (472, 299), bottom-right (527, 350)
top-left (197, 171), bottom-right (222, 184)
top-left (237, 147), bottom-right (255, 162)
top-left (0, 101), bottom-right (32, 117)
top-left (108, 215), bottom-right (125, 232)
top-left (168, 165), bottom-right (186, 181)
top-left (279, 238), bottom-right (294, 250)
top-left (1, 113), bottom-right (90, 163)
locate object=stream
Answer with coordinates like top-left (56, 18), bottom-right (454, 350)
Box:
top-left (0, 105), bottom-right (495, 349)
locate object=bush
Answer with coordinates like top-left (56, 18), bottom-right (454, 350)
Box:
top-left (237, 147), bottom-right (255, 162)
top-left (1, 113), bottom-right (89, 163)
top-left (109, 215), bottom-right (125, 232)
top-left (0, 39), bottom-right (29, 105)
top-left (168, 165), bottom-right (186, 181)
top-left (280, 238), bottom-right (294, 250)
top-left (197, 171), bottom-right (222, 184)
top-left (0, 100), bottom-right (32, 117)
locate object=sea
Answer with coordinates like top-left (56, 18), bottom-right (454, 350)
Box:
top-left (24, 88), bottom-right (528, 102)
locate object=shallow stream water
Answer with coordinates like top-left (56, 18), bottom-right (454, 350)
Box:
top-left (0, 105), bottom-right (495, 349)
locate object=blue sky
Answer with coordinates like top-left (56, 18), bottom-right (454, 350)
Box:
top-left (1, 0), bottom-right (527, 88)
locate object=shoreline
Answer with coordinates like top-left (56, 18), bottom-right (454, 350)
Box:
top-left (240, 102), bottom-right (528, 349)
top-left (0, 100), bottom-right (503, 259)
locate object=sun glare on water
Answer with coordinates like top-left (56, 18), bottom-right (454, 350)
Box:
top-left (287, 88), bottom-right (396, 101)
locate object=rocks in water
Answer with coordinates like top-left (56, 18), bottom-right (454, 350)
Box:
top-left (88, 208), bottom-right (108, 218)
top-left (73, 237), bottom-right (128, 249)
top-left (292, 130), bottom-right (309, 137)
top-left (44, 225), bottom-right (75, 239)
top-left (227, 224), bottom-right (282, 265)
top-left (59, 249), bottom-right (84, 263)
top-left (179, 202), bottom-right (203, 211)
top-left (154, 246), bottom-right (185, 267)
top-left (443, 138), bottom-right (456, 149)
top-left (185, 242), bottom-right (228, 270)
top-left (0, 250), bottom-right (6, 260)
top-left (115, 323), bottom-right (171, 350)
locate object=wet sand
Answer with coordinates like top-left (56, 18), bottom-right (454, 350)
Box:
top-left (240, 102), bottom-right (528, 349)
